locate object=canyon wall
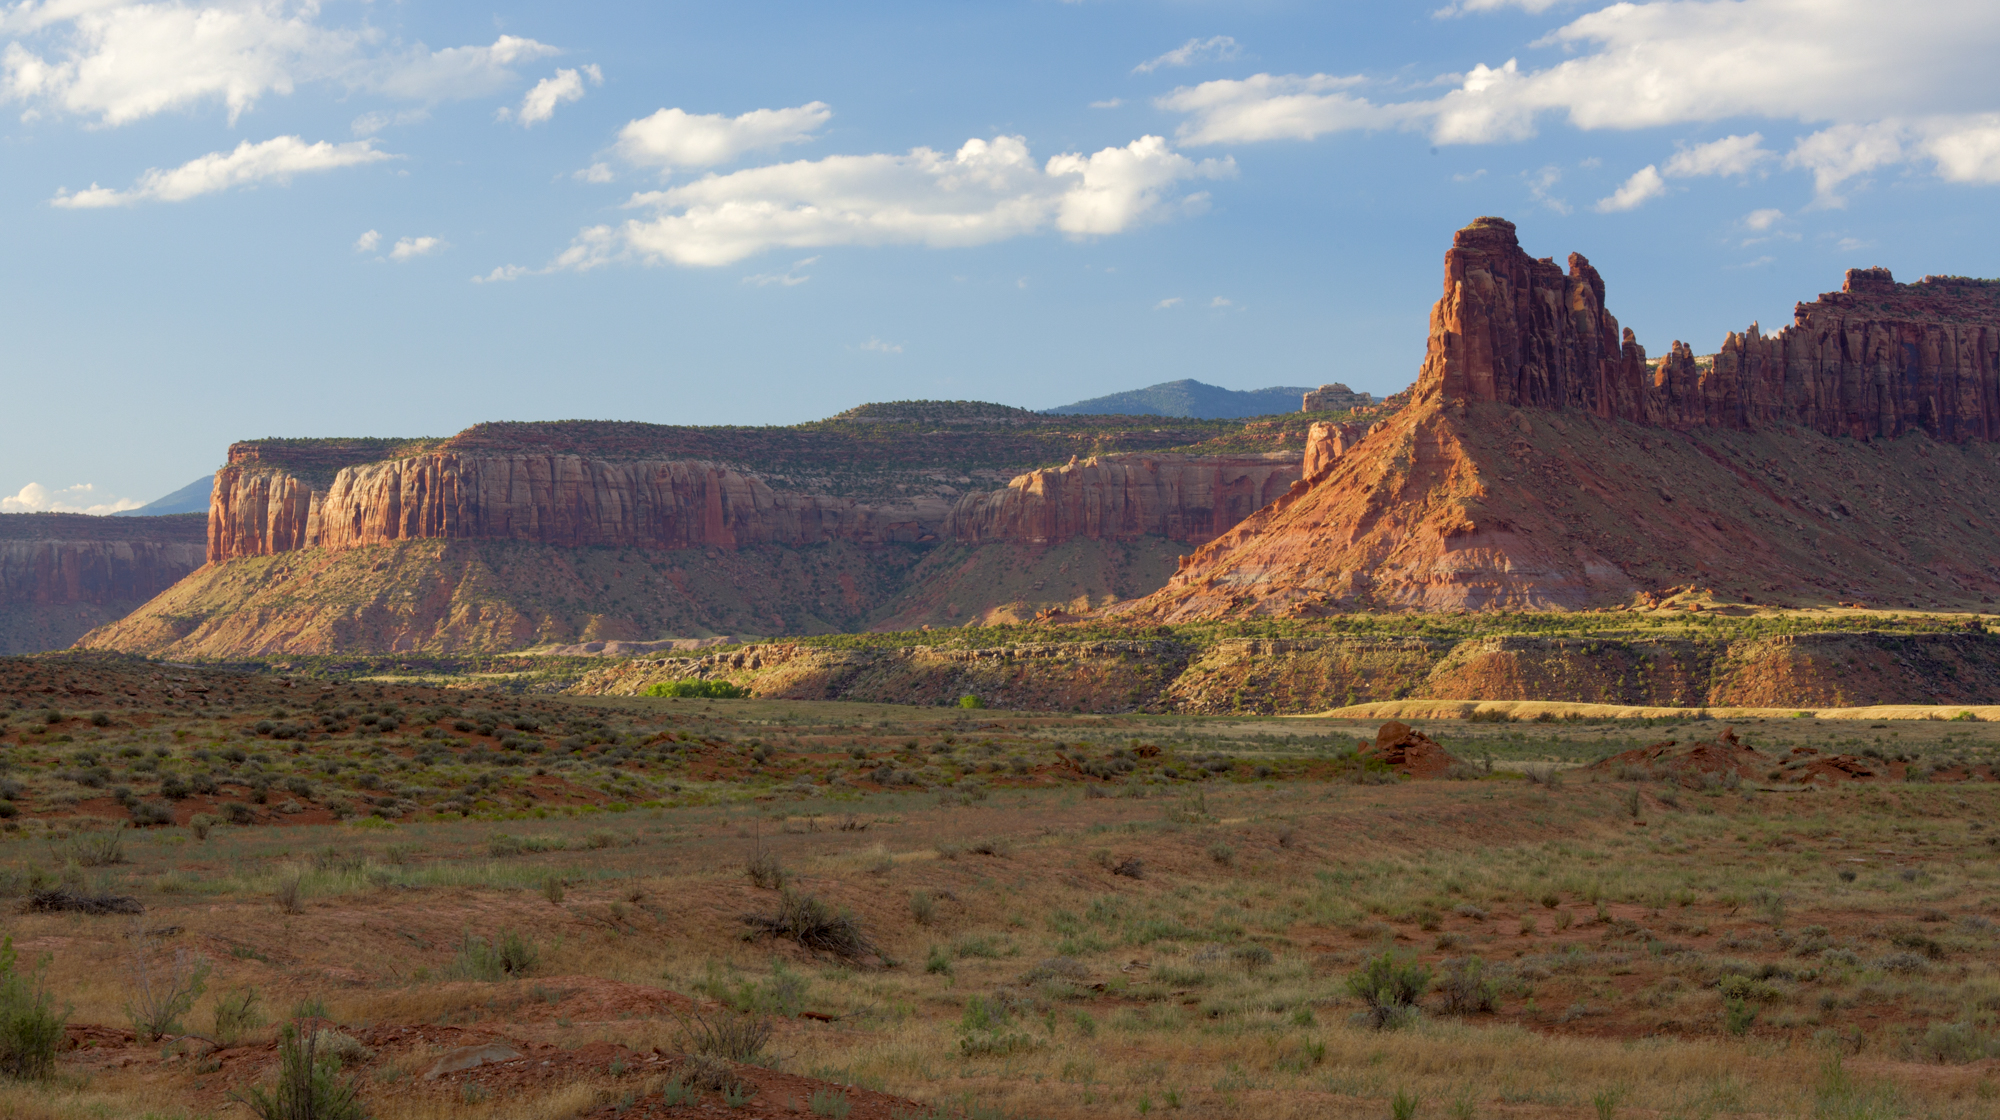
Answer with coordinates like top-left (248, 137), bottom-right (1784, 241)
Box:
top-left (0, 513), bottom-right (207, 653)
top-left (942, 453), bottom-right (1300, 544)
top-left (211, 447), bottom-right (1298, 562)
top-left (1421, 217), bottom-right (2000, 442)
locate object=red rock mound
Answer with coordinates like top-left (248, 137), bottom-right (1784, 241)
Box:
top-left (1361, 721), bottom-right (1464, 778)
top-left (1587, 728), bottom-right (1766, 783)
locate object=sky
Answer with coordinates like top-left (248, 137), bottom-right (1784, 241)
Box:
top-left (4, 0), bottom-right (1999, 512)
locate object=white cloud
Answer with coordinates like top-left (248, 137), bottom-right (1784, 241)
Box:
top-left (1160, 73), bottom-right (1399, 146)
top-left (531, 134), bottom-right (1233, 271)
top-left (573, 161), bottom-right (615, 184)
top-left (1452, 168), bottom-right (1487, 181)
top-left (743, 256), bottom-right (818, 286)
top-left (1089, 98), bottom-right (1122, 109)
top-left (504, 63), bottom-right (600, 127)
top-left (1209, 296), bottom-right (1235, 308)
top-left (1743, 207), bottom-right (1784, 231)
top-left (388, 235), bottom-right (443, 261)
top-left (1525, 164), bottom-right (1569, 214)
top-left (858, 337), bottom-right (902, 354)
top-left (1154, 296), bottom-right (1183, 309)
top-left (1436, 0), bottom-right (1574, 15)
top-left (365, 34), bottom-right (561, 102)
top-left (1134, 36), bottom-right (1242, 75)
top-left (1663, 133), bottom-right (1769, 177)
top-left (0, 482), bottom-right (139, 516)
top-left (51, 135), bottom-right (390, 207)
top-left (1158, 2), bottom-right (2000, 200)
top-left (473, 264), bottom-right (530, 284)
top-left (615, 101), bottom-right (831, 171)
top-left (1594, 164), bottom-right (1666, 211)
top-left (353, 228), bottom-right (379, 252)
top-left (0, 1), bottom-right (560, 127)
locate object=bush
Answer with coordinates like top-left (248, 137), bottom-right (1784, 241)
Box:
top-left (958, 695), bottom-right (986, 710)
top-left (745, 850), bottom-right (786, 890)
top-left (125, 943), bottom-right (210, 1041)
top-left (676, 1008), bottom-right (771, 1062)
top-left (0, 937), bottom-right (67, 1079)
top-left (1346, 953), bottom-right (1430, 1030)
top-left (233, 1023), bottom-right (366, 1120)
top-left (275, 873), bottom-right (305, 915)
top-left (743, 889), bottom-right (883, 963)
top-left (65, 832), bottom-right (125, 867)
top-left (131, 801), bottom-right (174, 827)
top-left (448, 931), bottom-right (538, 981)
top-left (1438, 956), bottom-right (1498, 1014)
top-left (213, 987), bottom-right (264, 1046)
top-left (645, 680), bottom-right (749, 699)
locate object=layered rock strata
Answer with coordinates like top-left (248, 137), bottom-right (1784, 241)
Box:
top-left (0, 513), bottom-right (207, 653)
top-left (1132, 215), bottom-right (2000, 618)
top-left (211, 447), bottom-right (1299, 562)
top-left (1425, 217), bottom-right (2000, 441)
top-left (942, 453), bottom-right (1300, 544)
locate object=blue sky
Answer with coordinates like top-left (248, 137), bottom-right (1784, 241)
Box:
top-left (4, 0), bottom-right (1998, 511)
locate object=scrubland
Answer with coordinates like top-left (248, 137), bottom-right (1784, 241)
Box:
top-left (0, 661), bottom-right (1996, 1118)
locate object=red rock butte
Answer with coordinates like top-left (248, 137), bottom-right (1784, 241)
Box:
top-left (1130, 216), bottom-right (2000, 619)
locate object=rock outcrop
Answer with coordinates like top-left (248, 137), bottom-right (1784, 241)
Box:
top-left (1302, 383), bottom-right (1373, 412)
top-left (1129, 216), bottom-right (2000, 618)
top-left (942, 453), bottom-right (1300, 545)
top-left (1422, 216), bottom-right (2000, 442)
top-left (209, 451), bottom-right (942, 563)
top-left (0, 513), bottom-right (206, 653)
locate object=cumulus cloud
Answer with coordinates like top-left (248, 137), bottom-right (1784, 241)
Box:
top-left (353, 228), bottom-right (379, 252)
top-left (1160, 1), bottom-right (2000, 200)
top-left (523, 134), bottom-right (1232, 271)
top-left (858, 337), bottom-right (902, 354)
top-left (1594, 164), bottom-right (1666, 211)
top-left (1663, 133), bottom-right (1770, 177)
top-left (1154, 296), bottom-right (1183, 309)
top-left (1159, 73), bottom-right (1400, 146)
top-left (1134, 36), bottom-right (1242, 75)
top-left (0, 1), bottom-right (560, 126)
top-left (573, 161), bottom-right (615, 183)
top-left (502, 63), bottom-right (600, 126)
top-left (50, 135), bottom-right (391, 207)
top-left (615, 102), bottom-right (831, 171)
top-left (388, 235), bottom-right (444, 260)
top-left (0, 482), bottom-right (139, 516)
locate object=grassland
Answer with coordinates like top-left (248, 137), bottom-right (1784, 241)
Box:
top-left (0, 652), bottom-right (1996, 1117)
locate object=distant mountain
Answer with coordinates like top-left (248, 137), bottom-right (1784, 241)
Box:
top-left (113, 475), bottom-right (212, 517)
top-left (1044, 379), bottom-right (1313, 419)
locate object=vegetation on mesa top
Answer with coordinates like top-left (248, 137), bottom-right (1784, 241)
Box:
top-left (226, 406), bottom-right (1324, 496)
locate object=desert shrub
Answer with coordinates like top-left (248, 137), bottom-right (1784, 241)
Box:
top-left (125, 943), bottom-right (210, 1041)
top-left (0, 937), bottom-right (67, 1079)
top-left (957, 695), bottom-right (986, 709)
top-left (212, 986), bottom-right (264, 1046)
top-left (677, 1008), bottom-right (771, 1062)
top-left (275, 873), bottom-right (305, 915)
top-left (645, 680), bottom-right (748, 699)
top-left (1717, 975), bottom-right (1782, 1004)
top-left (64, 832), bottom-right (125, 867)
top-left (1917, 1020), bottom-right (2000, 1064)
top-left (1346, 953), bottom-right (1430, 1030)
top-left (743, 889), bottom-right (882, 963)
top-left (448, 931), bottom-right (538, 981)
top-left (745, 850), bottom-right (786, 890)
top-left (486, 833), bottom-right (524, 858)
top-left (1437, 956), bottom-right (1498, 1014)
top-left (909, 891), bottom-right (936, 926)
top-left (1207, 842), bottom-right (1236, 866)
top-left (541, 877), bottom-right (565, 906)
top-left (810, 1087), bottom-right (852, 1118)
top-left (233, 1023), bottom-right (366, 1120)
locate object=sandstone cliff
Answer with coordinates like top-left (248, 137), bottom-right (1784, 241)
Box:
top-left (1421, 216), bottom-right (2000, 442)
top-left (0, 513), bottom-right (206, 654)
top-left (1132, 216), bottom-right (2000, 618)
top-left (942, 453), bottom-right (1299, 545)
